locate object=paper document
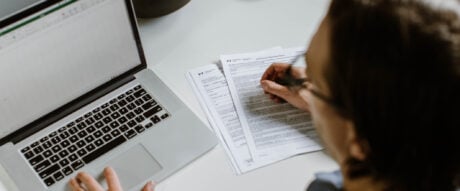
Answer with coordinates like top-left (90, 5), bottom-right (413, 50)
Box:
top-left (187, 47), bottom-right (322, 174)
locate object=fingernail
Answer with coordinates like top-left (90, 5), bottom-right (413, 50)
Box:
top-left (261, 81), bottom-right (267, 89)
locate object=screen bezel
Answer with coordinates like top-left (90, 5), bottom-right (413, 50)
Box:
top-left (0, 0), bottom-right (147, 145)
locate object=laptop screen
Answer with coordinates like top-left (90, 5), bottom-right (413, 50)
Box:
top-left (0, 0), bottom-right (141, 139)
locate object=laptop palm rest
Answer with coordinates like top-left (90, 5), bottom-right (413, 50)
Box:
top-left (100, 144), bottom-right (162, 190)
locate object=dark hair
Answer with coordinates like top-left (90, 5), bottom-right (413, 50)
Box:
top-left (325, 0), bottom-right (460, 190)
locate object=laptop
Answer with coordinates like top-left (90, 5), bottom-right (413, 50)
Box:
top-left (0, 0), bottom-right (217, 190)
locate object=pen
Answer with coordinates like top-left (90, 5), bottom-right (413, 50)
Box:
top-left (275, 54), bottom-right (308, 88)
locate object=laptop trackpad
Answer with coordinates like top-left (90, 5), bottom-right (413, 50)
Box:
top-left (104, 144), bottom-right (162, 190)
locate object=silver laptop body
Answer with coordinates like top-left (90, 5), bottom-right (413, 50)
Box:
top-left (0, 0), bottom-right (217, 190)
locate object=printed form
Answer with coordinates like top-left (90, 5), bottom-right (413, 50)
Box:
top-left (187, 47), bottom-right (322, 174)
top-left (221, 47), bottom-right (321, 161)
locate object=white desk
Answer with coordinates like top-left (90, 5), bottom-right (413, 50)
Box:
top-left (0, 0), bottom-right (339, 190)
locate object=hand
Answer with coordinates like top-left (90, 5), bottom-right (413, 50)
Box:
top-left (260, 63), bottom-right (310, 111)
top-left (69, 167), bottom-right (155, 191)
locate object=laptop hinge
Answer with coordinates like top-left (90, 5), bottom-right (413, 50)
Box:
top-left (0, 66), bottom-right (143, 146)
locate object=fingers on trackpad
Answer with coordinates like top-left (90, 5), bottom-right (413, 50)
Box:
top-left (100, 144), bottom-right (162, 190)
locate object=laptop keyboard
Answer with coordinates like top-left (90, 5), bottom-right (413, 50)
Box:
top-left (19, 85), bottom-right (170, 187)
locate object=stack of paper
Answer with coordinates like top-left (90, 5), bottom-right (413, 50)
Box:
top-left (187, 47), bottom-right (322, 175)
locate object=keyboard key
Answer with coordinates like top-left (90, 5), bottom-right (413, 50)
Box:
top-left (77, 122), bottom-right (87, 130)
top-left (85, 117), bottom-right (95, 125)
top-left (117, 94), bottom-right (126, 100)
top-left (102, 126), bottom-right (111, 133)
top-left (57, 127), bottom-right (67, 133)
top-left (133, 89), bottom-right (146, 98)
top-left (110, 121), bottom-right (120, 128)
top-left (134, 125), bottom-right (145, 133)
top-left (59, 150), bottom-right (69, 158)
top-left (86, 126), bottom-right (96, 133)
top-left (145, 123), bottom-right (153, 129)
top-left (85, 144), bottom-right (96, 152)
top-left (94, 113), bottom-right (103, 120)
top-left (141, 100), bottom-right (157, 110)
top-left (109, 98), bottom-right (117, 104)
top-left (101, 103), bottom-right (110, 109)
top-left (63, 166), bottom-right (73, 175)
top-left (84, 112), bottom-right (93, 118)
top-left (69, 127), bottom-right (78, 134)
top-left (110, 112), bottom-right (120, 119)
top-left (40, 136), bottom-right (49, 143)
top-left (53, 171), bottom-right (64, 181)
top-left (76, 117), bottom-right (84, 123)
top-left (78, 131), bottom-right (87, 138)
top-left (111, 129), bottom-right (121, 137)
top-left (94, 139), bottom-right (104, 147)
top-left (124, 130), bottom-right (137, 139)
top-left (31, 141), bottom-right (40, 148)
top-left (49, 131), bottom-right (58, 138)
top-left (161, 113), bottom-right (170, 119)
top-left (68, 145), bottom-right (77, 153)
top-left (69, 135), bottom-right (78, 142)
top-left (60, 131), bottom-right (70, 139)
top-left (103, 134), bottom-right (112, 142)
top-left (66, 122), bottom-right (75, 128)
top-left (33, 146), bottom-right (43, 154)
top-left (151, 116), bottom-right (161, 124)
top-left (76, 140), bottom-right (86, 147)
top-left (51, 137), bottom-right (61, 144)
top-left (102, 108), bottom-right (111, 115)
top-left (44, 177), bottom-right (55, 187)
top-left (82, 136), bottom-right (126, 164)
top-left (127, 120), bottom-right (137, 127)
top-left (39, 164), bottom-right (59, 178)
top-left (126, 95), bottom-right (135, 103)
top-left (35, 159), bottom-right (51, 172)
top-left (103, 117), bottom-right (112, 124)
top-left (21, 147), bottom-right (31, 153)
top-left (85, 135), bottom-right (95, 143)
top-left (94, 130), bottom-right (103, 138)
top-left (60, 140), bottom-right (70, 148)
top-left (119, 108), bottom-right (129, 115)
top-left (134, 99), bottom-right (144, 106)
top-left (134, 108), bottom-right (143, 115)
top-left (118, 116), bottom-right (127, 124)
top-left (71, 160), bottom-right (84, 170)
top-left (95, 121), bottom-right (104, 128)
top-left (59, 159), bottom-right (69, 167)
top-left (135, 116), bottom-right (145, 123)
top-left (51, 145), bottom-right (62, 153)
top-left (126, 112), bottom-right (135, 119)
top-left (42, 141), bottom-right (52, 149)
top-left (126, 89), bottom-right (134, 94)
top-left (29, 155), bottom-right (44, 165)
top-left (119, 125), bottom-right (129, 132)
top-left (68, 154), bottom-right (78, 162)
top-left (127, 103), bottom-right (136, 110)
top-left (134, 85), bottom-right (141, 90)
top-left (24, 151), bottom-right (34, 159)
top-left (77, 149), bottom-right (87, 157)
top-left (110, 105), bottom-right (119, 112)
top-left (143, 106), bottom-right (162, 118)
top-left (50, 155), bottom-right (60, 163)
top-left (43, 150), bottom-right (53, 158)
top-left (142, 94), bottom-right (153, 102)
top-left (118, 100), bottom-right (127, 107)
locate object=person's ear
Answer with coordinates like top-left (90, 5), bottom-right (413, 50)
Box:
top-left (345, 120), bottom-right (367, 161)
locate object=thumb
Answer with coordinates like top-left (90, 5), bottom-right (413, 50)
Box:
top-left (142, 181), bottom-right (156, 191)
top-left (261, 80), bottom-right (291, 100)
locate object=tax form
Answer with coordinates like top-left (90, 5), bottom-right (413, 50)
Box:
top-left (221, 47), bottom-right (321, 161)
top-left (187, 47), bottom-right (322, 174)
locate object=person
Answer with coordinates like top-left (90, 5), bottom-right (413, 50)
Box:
top-left (69, 0), bottom-right (460, 190)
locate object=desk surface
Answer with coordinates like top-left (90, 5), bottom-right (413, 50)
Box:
top-left (0, 0), bottom-right (338, 190)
